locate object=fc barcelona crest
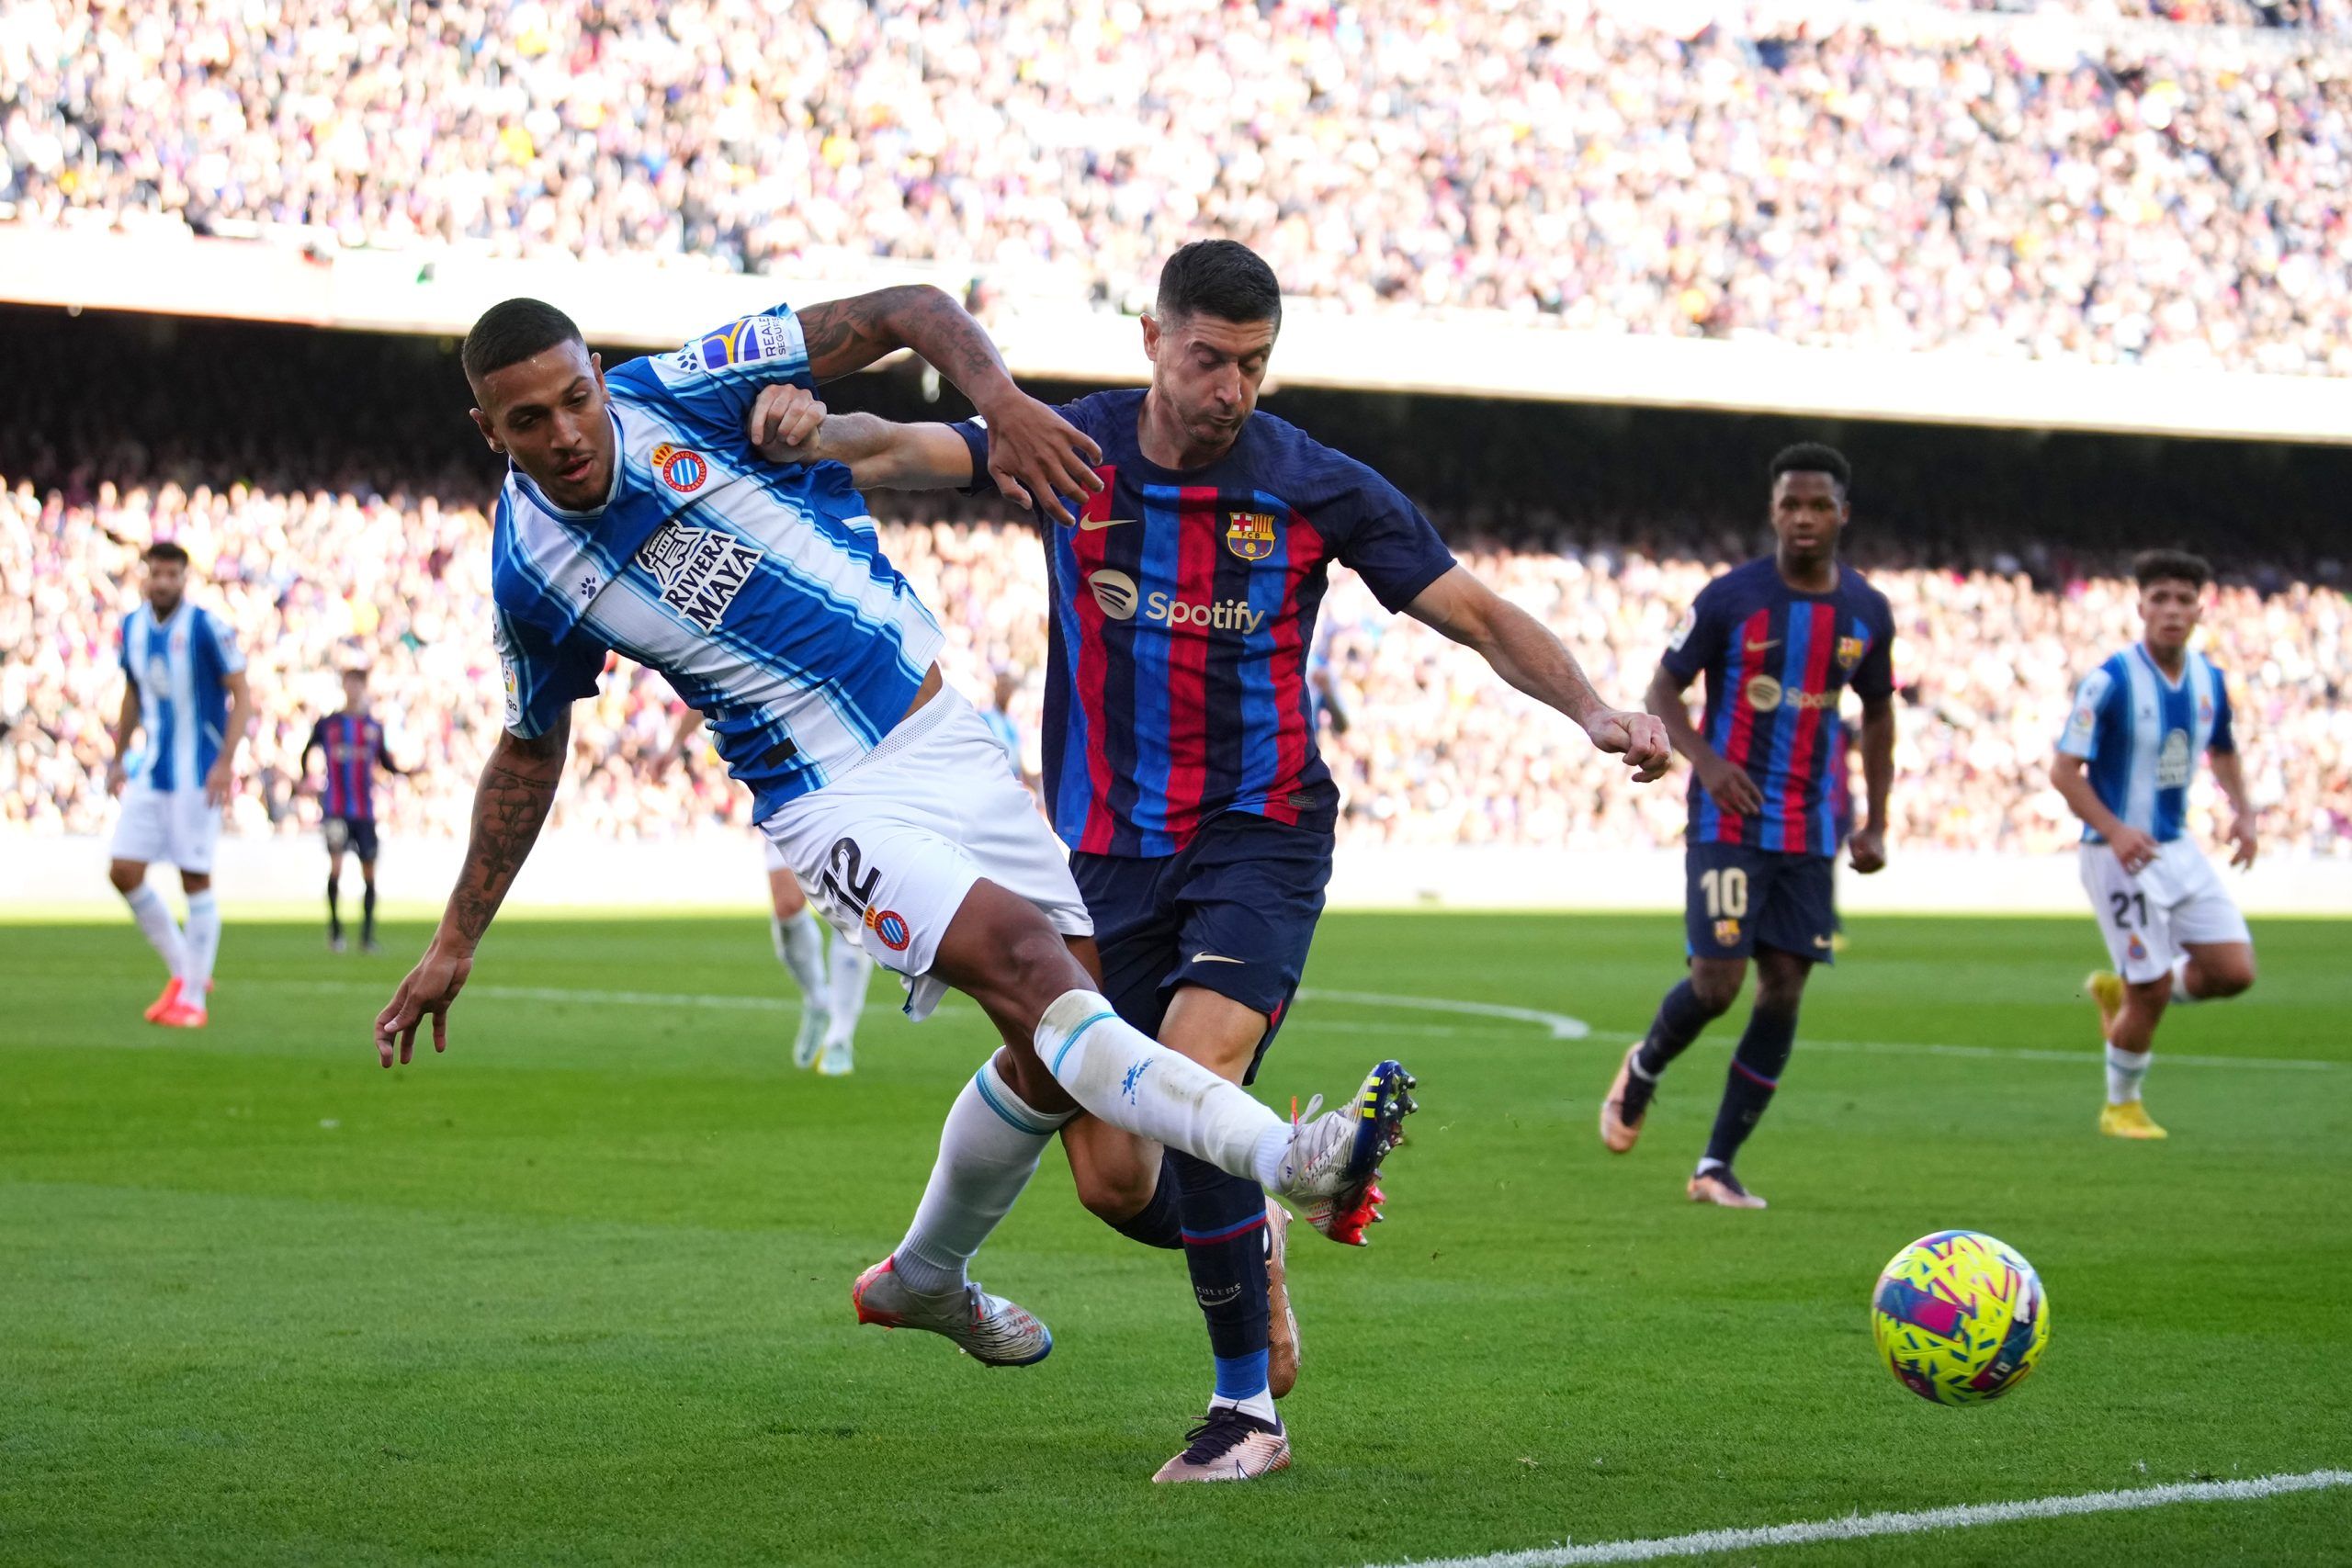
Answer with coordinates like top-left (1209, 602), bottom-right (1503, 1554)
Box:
top-left (1225, 510), bottom-right (1278, 561)
top-left (1836, 635), bottom-right (1867, 671)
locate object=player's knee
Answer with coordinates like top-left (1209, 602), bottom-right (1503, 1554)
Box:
top-left (107, 861), bottom-right (144, 895)
top-left (1071, 1157), bottom-right (1157, 1227)
top-left (1688, 970), bottom-right (1744, 1016)
top-left (2199, 954), bottom-right (2256, 998)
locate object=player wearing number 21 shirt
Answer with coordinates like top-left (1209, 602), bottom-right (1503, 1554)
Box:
top-left (1601, 443), bottom-right (1898, 1211)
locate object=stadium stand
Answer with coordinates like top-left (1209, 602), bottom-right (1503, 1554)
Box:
top-left (3, 312), bottom-right (2343, 862)
top-left (6, 2), bottom-right (2352, 373)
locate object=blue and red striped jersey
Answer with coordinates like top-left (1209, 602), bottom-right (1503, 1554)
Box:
top-left (956, 390), bottom-right (1455, 857)
top-left (306, 712), bottom-right (391, 821)
top-left (1660, 557), bottom-right (1895, 856)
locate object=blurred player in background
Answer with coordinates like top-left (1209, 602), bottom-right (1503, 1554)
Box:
top-left (978, 668), bottom-right (1038, 798)
top-left (301, 666), bottom-right (410, 954)
top-left (2053, 550), bottom-right (2257, 1140)
top-left (104, 540), bottom-right (254, 1029)
top-left (374, 291), bottom-right (1413, 1400)
top-left (662, 709), bottom-right (872, 1075)
top-left (748, 239), bottom-right (1668, 1483)
top-left (1602, 445), bottom-right (1897, 1209)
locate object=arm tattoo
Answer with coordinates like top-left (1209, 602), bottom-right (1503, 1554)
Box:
top-left (798, 286), bottom-right (1013, 407)
top-left (441, 719), bottom-right (568, 947)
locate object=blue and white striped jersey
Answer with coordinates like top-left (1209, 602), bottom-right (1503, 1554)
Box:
top-left (2057, 642), bottom-right (2235, 844)
top-left (119, 602), bottom-right (244, 791)
top-left (490, 303), bottom-right (945, 821)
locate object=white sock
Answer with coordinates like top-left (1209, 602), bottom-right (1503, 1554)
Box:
top-left (1211, 1389), bottom-right (1282, 1425)
top-left (772, 908), bottom-right (828, 1000)
top-left (2169, 955), bottom-right (2198, 1006)
top-left (826, 939), bottom-right (873, 1045)
top-left (892, 1056), bottom-right (1075, 1294)
top-left (1034, 990), bottom-right (1290, 1189)
top-left (2105, 1043), bottom-right (2150, 1106)
top-left (182, 890), bottom-right (220, 1001)
top-left (123, 882), bottom-right (189, 980)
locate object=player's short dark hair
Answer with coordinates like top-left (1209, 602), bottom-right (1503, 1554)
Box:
top-left (1156, 240), bottom-right (1283, 331)
top-left (1769, 442), bottom-right (1852, 495)
top-left (462, 298), bottom-right (584, 384)
top-left (142, 540), bottom-right (190, 566)
top-left (2132, 548), bottom-right (2211, 591)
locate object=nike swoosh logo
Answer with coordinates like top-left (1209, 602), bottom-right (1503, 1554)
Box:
top-left (1813, 936), bottom-right (1833, 949)
top-left (1747, 639), bottom-right (1781, 653)
top-left (1079, 516), bottom-right (1137, 531)
top-left (1191, 953), bottom-right (1246, 965)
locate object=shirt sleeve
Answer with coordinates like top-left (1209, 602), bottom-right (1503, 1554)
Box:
top-left (198, 609), bottom-right (246, 674)
top-left (302, 718), bottom-right (325, 761)
top-left (1332, 469), bottom-right (1457, 614)
top-left (492, 608), bottom-right (605, 740)
top-left (624, 303), bottom-right (816, 440)
top-left (2209, 671), bottom-right (2236, 754)
top-left (2057, 665), bottom-right (2117, 761)
top-left (1659, 580), bottom-right (1726, 685)
top-left (118, 618), bottom-right (133, 672)
top-left (1851, 597), bottom-right (1896, 701)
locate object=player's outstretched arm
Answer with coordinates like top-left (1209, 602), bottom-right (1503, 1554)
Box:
top-left (746, 386), bottom-right (977, 491)
top-left (2050, 752), bottom-right (2158, 874)
top-left (2209, 748), bottom-right (2259, 868)
top-left (1645, 663), bottom-right (1764, 817)
top-left (791, 286), bottom-right (1100, 521)
top-left (1849, 691), bottom-right (1895, 874)
top-left (374, 712), bottom-right (571, 1067)
top-left (1406, 566), bottom-right (1670, 781)
top-left (205, 670), bottom-right (254, 807)
top-left (105, 681), bottom-right (140, 795)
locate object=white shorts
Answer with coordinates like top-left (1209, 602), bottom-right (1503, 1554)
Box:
top-left (761, 834), bottom-right (790, 874)
top-left (757, 688), bottom-right (1091, 1022)
top-left (2079, 838), bottom-right (2251, 985)
top-left (111, 782), bottom-right (222, 874)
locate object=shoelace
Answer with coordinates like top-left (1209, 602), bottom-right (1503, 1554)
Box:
top-left (1178, 1408), bottom-right (1272, 1464)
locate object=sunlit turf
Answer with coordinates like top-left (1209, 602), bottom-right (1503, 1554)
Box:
top-left (4, 912), bottom-right (2346, 1565)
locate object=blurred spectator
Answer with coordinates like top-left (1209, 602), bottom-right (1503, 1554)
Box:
top-left (5, 473), bottom-right (2344, 858)
top-left (7, 2), bottom-right (2352, 372)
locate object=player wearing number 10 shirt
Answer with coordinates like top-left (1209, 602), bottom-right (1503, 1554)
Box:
top-left (1600, 444), bottom-right (1898, 1210)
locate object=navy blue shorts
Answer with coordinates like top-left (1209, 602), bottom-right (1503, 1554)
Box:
top-left (1685, 842), bottom-right (1836, 964)
top-left (1071, 811), bottom-right (1332, 1087)
top-left (324, 817), bottom-right (380, 863)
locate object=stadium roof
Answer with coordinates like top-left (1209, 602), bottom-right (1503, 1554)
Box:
top-left (9, 224), bottom-right (2351, 446)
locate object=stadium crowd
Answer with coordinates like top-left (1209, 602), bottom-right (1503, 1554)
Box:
top-left (5, 473), bottom-right (2345, 860)
top-left (6, 2), bottom-right (2352, 372)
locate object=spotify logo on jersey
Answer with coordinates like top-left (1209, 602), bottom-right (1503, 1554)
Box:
top-left (1087, 569), bottom-right (1140, 621)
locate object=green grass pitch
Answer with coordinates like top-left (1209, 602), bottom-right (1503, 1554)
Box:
top-left (4, 910), bottom-right (2347, 1566)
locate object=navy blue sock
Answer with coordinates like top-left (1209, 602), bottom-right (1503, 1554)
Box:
top-left (1635, 978), bottom-right (1716, 1078)
top-left (1109, 1150), bottom-right (1184, 1249)
top-left (361, 883), bottom-right (378, 942)
top-left (326, 875), bottom-right (342, 940)
top-left (1171, 1151), bottom-right (1272, 1402)
top-left (1704, 1004), bottom-right (1798, 1168)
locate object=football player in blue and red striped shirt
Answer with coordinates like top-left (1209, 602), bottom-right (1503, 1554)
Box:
top-left (748, 241), bottom-right (1672, 1483)
top-left (1600, 445), bottom-right (1898, 1209)
top-left (301, 667), bottom-right (409, 953)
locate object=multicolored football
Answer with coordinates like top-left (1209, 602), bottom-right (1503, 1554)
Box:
top-left (1871, 1230), bottom-right (2049, 1405)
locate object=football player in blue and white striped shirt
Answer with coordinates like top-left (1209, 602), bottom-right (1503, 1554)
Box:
top-left (371, 292), bottom-right (1416, 1373)
top-left (104, 539), bottom-right (254, 1028)
top-left (2052, 549), bottom-right (2258, 1141)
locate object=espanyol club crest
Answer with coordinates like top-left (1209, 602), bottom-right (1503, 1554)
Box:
top-left (865, 907), bottom-right (911, 952)
top-left (1225, 510), bottom-right (1278, 561)
top-left (1837, 635), bottom-right (1867, 671)
top-left (650, 442), bottom-right (709, 495)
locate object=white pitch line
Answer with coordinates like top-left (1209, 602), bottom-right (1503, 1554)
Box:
top-left (1582, 1027), bottom-right (2340, 1073)
top-left (1371, 1469), bottom-right (2352, 1568)
top-left (243, 978), bottom-right (2340, 1068)
top-left (1299, 987), bottom-right (1590, 1040)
